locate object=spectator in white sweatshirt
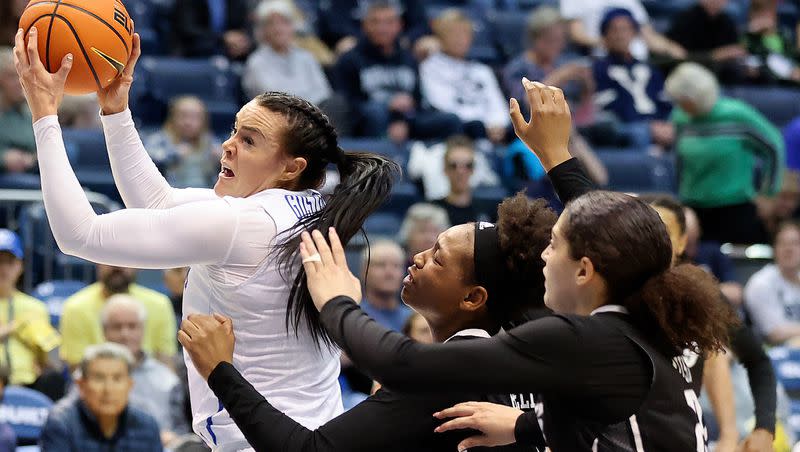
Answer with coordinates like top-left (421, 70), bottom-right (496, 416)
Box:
top-left (419, 9), bottom-right (510, 143)
top-left (242, 0), bottom-right (351, 133)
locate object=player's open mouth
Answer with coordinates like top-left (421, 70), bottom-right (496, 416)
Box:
top-left (403, 267), bottom-right (415, 286)
top-left (220, 164), bottom-right (235, 178)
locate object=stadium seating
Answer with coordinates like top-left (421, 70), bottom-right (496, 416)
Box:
top-left (135, 57), bottom-right (243, 135)
top-left (31, 280), bottom-right (88, 327)
top-left (0, 386), bottom-right (53, 445)
top-left (725, 86), bottom-right (800, 129)
top-left (363, 212), bottom-right (403, 238)
top-left (61, 129), bottom-right (120, 202)
top-left (595, 150), bottom-right (677, 194)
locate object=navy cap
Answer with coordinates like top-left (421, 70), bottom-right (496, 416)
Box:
top-left (600, 7), bottom-right (639, 36)
top-left (0, 230), bottom-right (23, 259)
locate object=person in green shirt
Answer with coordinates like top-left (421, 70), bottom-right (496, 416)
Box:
top-left (0, 47), bottom-right (36, 173)
top-left (59, 264), bottom-right (177, 371)
top-left (666, 62), bottom-right (785, 244)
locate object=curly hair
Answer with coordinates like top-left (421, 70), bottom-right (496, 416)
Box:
top-left (493, 193), bottom-right (558, 326)
top-left (563, 191), bottom-right (737, 355)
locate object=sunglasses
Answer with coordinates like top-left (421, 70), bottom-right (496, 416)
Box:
top-left (447, 161), bottom-right (475, 170)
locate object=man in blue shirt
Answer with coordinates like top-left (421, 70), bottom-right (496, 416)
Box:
top-left (39, 343), bottom-right (162, 451)
top-left (359, 239), bottom-right (412, 331)
top-left (592, 8), bottom-right (673, 151)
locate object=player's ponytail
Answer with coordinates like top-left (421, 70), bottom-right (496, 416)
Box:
top-left (624, 264), bottom-right (737, 354)
top-left (257, 92), bottom-right (401, 346)
top-left (562, 191), bottom-right (737, 356)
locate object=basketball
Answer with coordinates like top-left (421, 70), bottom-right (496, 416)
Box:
top-left (18, 0), bottom-right (134, 95)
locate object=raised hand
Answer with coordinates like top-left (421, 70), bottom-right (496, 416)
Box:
top-left (13, 27), bottom-right (73, 122)
top-left (433, 401), bottom-right (524, 452)
top-left (178, 313), bottom-right (235, 380)
top-left (509, 78), bottom-right (573, 172)
top-left (96, 33), bottom-right (141, 115)
top-left (300, 228), bottom-right (362, 311)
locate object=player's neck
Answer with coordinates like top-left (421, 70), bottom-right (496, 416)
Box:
top-left (430, 316), bottom-right (495, 343)
top-left (365, 289), bottom-right (400, 309)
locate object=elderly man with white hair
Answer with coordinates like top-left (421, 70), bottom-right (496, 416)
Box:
top-left (100, 294), bottom-right (189, 446)
top-left (0, 47), bottom-right (36, 174)
top-left (667, 62), bottom-right (785, 244)
top-left (242, 0), bottom-right (350, 133)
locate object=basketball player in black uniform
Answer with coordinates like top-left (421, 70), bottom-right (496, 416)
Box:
top-left (295, 80), bottom-right (739, 451)
top-left (178, 194), bottom-right (558, 451)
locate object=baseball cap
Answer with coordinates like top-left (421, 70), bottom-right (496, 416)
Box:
top-left (0, 230), bottom-right (23, 259)
top-left (600, 7), bottom-right (639, 36)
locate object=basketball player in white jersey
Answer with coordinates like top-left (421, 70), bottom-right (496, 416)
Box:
top-left (13, 30), bottom-right (398, 451)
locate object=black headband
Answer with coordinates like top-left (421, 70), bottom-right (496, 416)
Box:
top-left (474, 222), bottom-right (504, 299)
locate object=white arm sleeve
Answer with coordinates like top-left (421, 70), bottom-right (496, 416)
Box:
top-left (35, 115), bottom-right (273, 270)
top-left (100, 109), bottom-right (218, 209)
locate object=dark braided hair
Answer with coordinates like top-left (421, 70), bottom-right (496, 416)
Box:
top-left (257, 92), bottom-right (401, 347)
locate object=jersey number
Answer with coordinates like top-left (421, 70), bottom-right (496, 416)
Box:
top-left (684, 389), bottom-right (708, 452)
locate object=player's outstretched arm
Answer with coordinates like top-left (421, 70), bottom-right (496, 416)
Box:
top-left (98, 34), bottom-right (217, 210)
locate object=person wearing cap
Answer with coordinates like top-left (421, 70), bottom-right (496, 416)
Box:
top-left (591, 8), bottom-right (674, 151)
top-left (176, 194), bottom-right (558, 451)
top-left (0, 229), bottom-right (63, 399)
top-left (242, 0), bottom-right (351, 134)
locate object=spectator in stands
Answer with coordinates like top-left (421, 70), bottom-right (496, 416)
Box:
top-left (144, 96), bottom-right (222, 189)
top-left (59, 264), bottom-right (177, 370)
top-left (592, 8), bottom-right (674, 151)
top-left (243, 1), bottom-right (350, 135)
top-left (359, 239), bottom-right (411, 331)
top-left (560, 0), bottom-right (686, 61)
top-left (745, 221), bottom-right (800, 345)
top-left (0, 0), bottom-right (25, 46)
top-left (317, 0), bottom-right (429, 57)
top-left (503, 6), bottom-right (593, 116)
top-left (667, 0), bottom-right (746, 83)
top-left (398, 203), bottom-right (450, 265)
top-left (0, 47), bottom-right (36, 174)
top-left (172, 0), bottom-right (252, 60)
top-left (59, 94), bottom-right (102, 130)
top-left (163, 267), bottom-right (189, 320)
top-left (684, 207), bottom-right (744, 307)
top-left (0, 229), bottom-right (65, 401)
top-left (743, 0), bottom-right (800, 84)
top-left (101, 295), bottom-right (188, 446)
top-left (402, 312), bottom-right (432, 343)
top-left (758, 170), bottom-right (800, 238)
top-left (419, 9), bottom-right (509, 143)
top-left (40, 343), bottom-right (162, 451)
top-left (666, 62), bottom-right (785, 244)
top-left (0, 367), bottom-right (16, 451)
top-left (432, 136), bottom-right (498, 225)
top-left (332, 0), bottom-right (462, 142)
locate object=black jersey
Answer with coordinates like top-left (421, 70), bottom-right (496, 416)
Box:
top-left (320, 297), bottom-right (710, 452)
top-left (537, 312), bottom-right (707, 452)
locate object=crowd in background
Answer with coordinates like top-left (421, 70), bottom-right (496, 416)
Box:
top-left (1, 0), bottom-right (800, 450)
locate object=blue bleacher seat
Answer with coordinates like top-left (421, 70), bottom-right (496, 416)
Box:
top-left (596, 150), bottom-right (677, 194)
top-left (363, 212), bottom-right (402, 237)
top-left (31, 280), bottom-right (88, 327)
top-left (382, 181), bottom-right (422, 216)
top-left (725, 86), bottom-right (800, 129)
top-left (0, 386), bottom-right (53, 444)
top-left (489, 11), bottom-right (528, 61)
top-left (474, 185), bottom-right (509, 204)
top-left (61, 129), bottom-right (120, 202)
top-left (136, 57), bottom-right (242, 134)
top-left (338, 138), bottom-right (408, 169)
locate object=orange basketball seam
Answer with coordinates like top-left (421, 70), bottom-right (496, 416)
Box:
top-left (44, 0), bottom-right (64, 72)
top-left (52, 14), bottom-right (102, 91)
top-left (24, 0), bottom-right (131, 54)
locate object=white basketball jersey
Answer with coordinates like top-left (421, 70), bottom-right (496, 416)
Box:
top-left (183, 188), bottom-right (343, 451)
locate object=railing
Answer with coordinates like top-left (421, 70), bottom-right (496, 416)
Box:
top-left (0, 190), bottom-right (119, 292)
